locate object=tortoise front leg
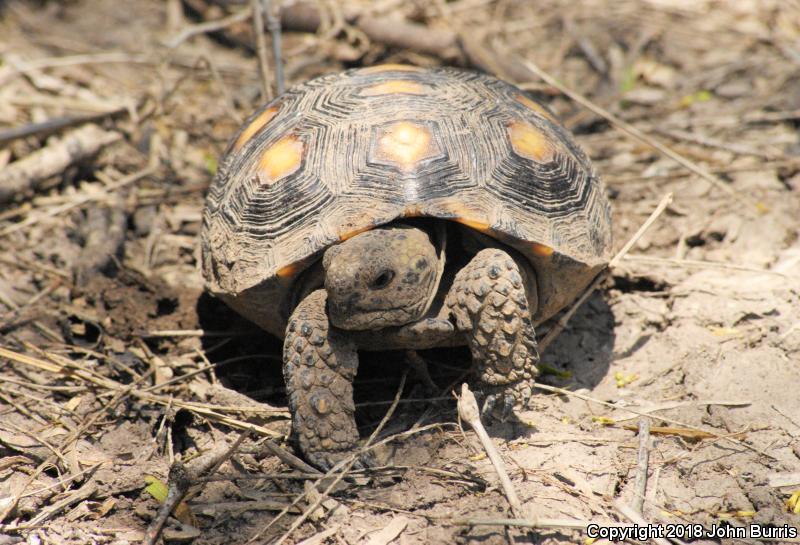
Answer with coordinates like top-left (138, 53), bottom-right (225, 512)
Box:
top-left (283, 289), bottom-right (372, 470)
top-left (444, 248), bottom-right (540, 421)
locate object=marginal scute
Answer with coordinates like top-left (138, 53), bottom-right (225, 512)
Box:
top-left (235, 106), bottom-right (279, 151)
top-left (507, 120), bottom-right (554, 162)
top-left (361, 64), bottom-right (422, 73)
top-left (438, 201), bottom-right (491, 232)
top-left (360, 80), bottom-right (426, 96)
top-left (257, 135), bottom-right (304, 185)
top-left (276, 262), bottom-right (301, 278)
top-left (374, 121), bottom-right (438, 171)
top-left (403, 204), bottom-right (423, 217)
top-left (530, 242), bottom-right (554, 257)
top-left (339, 224), bottom-right (374, 241)
top-left (515, 94), bottom-right (557, 123)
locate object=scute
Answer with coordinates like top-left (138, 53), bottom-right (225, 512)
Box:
top-left (201, 66), bottom-right (612, 338)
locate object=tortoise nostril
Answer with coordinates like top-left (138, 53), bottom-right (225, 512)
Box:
top-left (369, 269), bottom-right (395, 290)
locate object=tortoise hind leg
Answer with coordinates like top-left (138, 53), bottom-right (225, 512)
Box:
top-left (444, 248), bottom-right (540, 421)
top-left (283, 289), bottom-right (372, 470)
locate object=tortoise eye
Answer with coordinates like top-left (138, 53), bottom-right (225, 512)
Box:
top-left (369, 269), bottom-right (395, 290)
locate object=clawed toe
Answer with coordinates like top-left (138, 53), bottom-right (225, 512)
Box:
top-left (480, 393), bottom-right (498, 421)
top-left (480, 392), bottom-right (516, 422)
top-left (500, 394), bottom-right (515, 421)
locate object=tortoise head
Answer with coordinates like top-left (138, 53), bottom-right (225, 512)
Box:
top-left (322, 226), bottom-right (439, 330)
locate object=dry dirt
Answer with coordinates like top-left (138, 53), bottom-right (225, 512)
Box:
top-left (1, 1), bottom-right (799, 544)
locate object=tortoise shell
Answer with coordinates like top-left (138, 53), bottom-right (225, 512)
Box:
top-left (201, 65), bottom-right (613, 338)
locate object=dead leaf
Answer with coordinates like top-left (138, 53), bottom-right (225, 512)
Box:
top-left (364, 516), bottom-right (409, 545)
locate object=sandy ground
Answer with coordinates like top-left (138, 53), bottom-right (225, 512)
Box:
top-left (0, 0), bottom-right (799, 544)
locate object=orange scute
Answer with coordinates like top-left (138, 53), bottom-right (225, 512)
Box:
top-left (452, 216), bottom-right (490, 232)
top-left (403, 204), bottom-right (423, 217)
top-left (257, 135), bottom-right (304, 185)
top-left (362, 64), bottom-right (422, 73)
top-left (276, 262), bottom-right (300, 278)
top-left (507, 120), bottom-right (554, 162)
top-left (376, 121), bottom-right (436, 171)
top-left (531, 242), bottom-right (554, 257)
top-left (440, 202), bottom-right (490, 231)
top-left (515, 94), bottom-right (557, 122)
top-left (234, 106), bottom-right (278, 150)
top-left (361, 80), bottom-right (426, 96)
top-left (339, 224), bottom-right (374, 241)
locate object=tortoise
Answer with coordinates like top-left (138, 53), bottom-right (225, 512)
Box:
top-left (201, 65), bottom-right (612, 470)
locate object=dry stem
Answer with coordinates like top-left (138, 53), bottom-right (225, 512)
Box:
top-left (456, 384), bottom-right (523, 519)
top-left (631, 417), bottom-right (651, 515)
top-left (0, 125), bottom-right (121, 204)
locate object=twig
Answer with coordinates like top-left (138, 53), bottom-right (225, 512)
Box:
top-left (456, 384), bottom-right (524, 518)
top-left (143, 430), bottom-right (249, 545)
top-left (263, 0), bottom-right (285, 94)
top-left (142, 462), bottom-right (192, 545)
top-left (631, 417), bottom-right (651, 515)
top-left (251, 0), bottom-right (273, 101)
top-left (252, 439), bottom-right (321, 475)
top-left (538, 193), bottom-right (673, 352)
top-left (0, 109), bottom-right (128, 146)
top-left (0, 125), bottom-right (121, 204)
top-left (166, 6), bottom-right (253, 48)
top-left (25, 482), bottom-right (98, 527)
